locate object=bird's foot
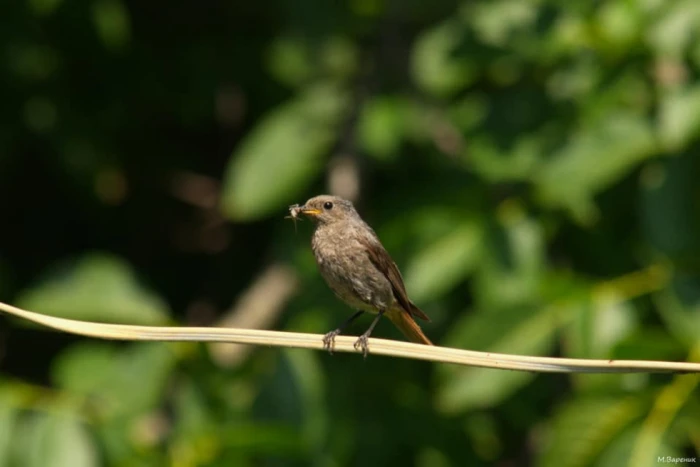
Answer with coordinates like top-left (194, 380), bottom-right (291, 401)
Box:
top-left (353, 334), bottom-right (370, 358)
top-left (322, 330), bottom-right (341, 354)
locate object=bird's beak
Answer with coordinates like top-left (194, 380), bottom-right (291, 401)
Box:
top-left (298, 205), bottom-right (321, 216)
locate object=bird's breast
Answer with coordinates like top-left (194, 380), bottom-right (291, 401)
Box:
top-left (311, 225), bottom-right (394, 311)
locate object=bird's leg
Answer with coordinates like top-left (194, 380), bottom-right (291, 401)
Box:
top-left (323, 310), bottom-right (364, 353)
top-left (353, 309), bottom-right (385, 358)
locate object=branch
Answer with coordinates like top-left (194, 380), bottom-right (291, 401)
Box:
top-left (1, 301), bottom-right (698, 373)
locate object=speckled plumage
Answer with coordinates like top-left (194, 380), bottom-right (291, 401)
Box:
top-left (311, 208), bottom-right (394, 313)
top-left (293, 195), bottom-right (432, 353)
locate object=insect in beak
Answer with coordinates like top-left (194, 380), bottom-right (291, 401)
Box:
top-left (285, 204), bottom-right (303, 232)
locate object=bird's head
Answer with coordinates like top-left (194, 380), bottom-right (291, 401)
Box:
top-left (293, 195), bottom-right (358, 226)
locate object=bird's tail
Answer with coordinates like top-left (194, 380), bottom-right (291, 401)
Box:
top-left (386, 308), bottom-right (433, 345)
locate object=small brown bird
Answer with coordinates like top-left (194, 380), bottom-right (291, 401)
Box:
top-left (291, 195), bottom-right (432, 356)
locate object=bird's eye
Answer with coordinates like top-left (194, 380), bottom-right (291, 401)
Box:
top-left (323, 201), bottom-right (333, 210)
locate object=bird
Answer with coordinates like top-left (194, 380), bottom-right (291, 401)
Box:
top-left (290, 194), bottom-right (432, 356)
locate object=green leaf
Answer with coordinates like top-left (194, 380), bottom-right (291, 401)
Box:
top-left (357, 96), bottom-right (409, 161)
top-left (221, 84), bottom-right (348, 221)
top-left (267, 37), bottom-right (358, 88)
top-left (436, 305), bottom-right (559, 412)
top-left (50, 343), bottom-right (117, 395)
top-left (595, 1), bottom-right (643, 52)
top-left (0, 398), bottom-right (18, 467)
top-left (448, 95), bottom-right (488, 132)
top-left (654, 290), bottom-right (700, 346)
top-left (468, 0), bottom-right (538, 47)
top-left (283, 349), bottom-right (327, 452)
top-left (648, 0), bottom-right (700, 58)
top-left (16, 253), bottom-right (170, 325)
top-left (92, 0), bottom-right (131, 51)
top-left (536, 397), bottom-right (644, 467)
top-left (220, 423), bottom-right (305, 456)
top-left (613, 329), bottom-right (686, 362)
top-left (565, 293), bottom-right (637, 360)
top-left (168, 380), bottom-right (220, 466)
top-left (563, 294), bottom-right (641, 391)
top-left (535, 112), bottom-right (656, 223)
top-left (640, 154), bottom-right (699, 256)
top-left (412, 20), bottom-right (476, 98)
top-left (404, 218), bottom-right (484, 303)
top-left (320, 37), bottom-right (359, 80)
top-left (267, 37), bottom-right (312, 87)
top-left (463, 134), bottom-right (542, 182)
top-left (52, 342), bottom-right (176, 419)
top-left (658, 85), bottom-right (700, 151)
top-left (13, 414), bottom-right (98, 467)
top-left (172, 380), bottom-right (211, 437)
top-left (624, 375), bottom-right (700, 467)
top-left (474, 208), bottom-right (546, 310)
top-left (595, 423), bottom-right (677, 467)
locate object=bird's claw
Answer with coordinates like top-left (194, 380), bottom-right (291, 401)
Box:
top-left (322, 330), bottom-right (340, 354)
top-left (353, 334), bottom-right (370, 358)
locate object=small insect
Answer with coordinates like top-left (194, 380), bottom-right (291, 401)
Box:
top-left (285, 203), bottom-right (303, 231)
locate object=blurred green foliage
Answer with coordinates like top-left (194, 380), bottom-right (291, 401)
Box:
top-left (1, 0), bottom-right (700, 466)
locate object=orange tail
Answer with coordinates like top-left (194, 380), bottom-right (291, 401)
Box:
top-left (386, 308), bottom-right (433, 345)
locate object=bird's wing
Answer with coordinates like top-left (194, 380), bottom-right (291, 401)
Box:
top-left (359, 236), bottom-right (430, 321)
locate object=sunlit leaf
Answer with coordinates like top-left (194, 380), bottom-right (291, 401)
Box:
top-left (16, 253), bottom-right (170, 325)
top-left (52, 342), bottom-right (176, 419)
top-left (593, 423), bottom-right (677, 467)
top-left (51, 343), bottom-right (117, 395)
top-left (535, 112), bottom-right (656, 223)
top-left (626, 374), bottom-right (700, 467)
top-left (565, 293), bottom-right (637, 360)
top-left (0, 399), bottom-right (18, 466)
top-left (647, 0), bottom-right (700, 58)
top-left (595, 1), bottom-right (643, 51)
top-left (267, 37), bottom-right (358, 88)
top-left (436, 305), bottom-right (559, 412)
top-left (412, 20), bottom-right (476, 98)
top-left (474, 208), bottom-right (546, 310)
top-left (13, 414), bottom-right (98, 467)
top-left (547, 58), bottom-right (600, 101)
top-left (654, 290), bottom-right (700, 346)
top-left (221, 84), bottom-right (348, 221)
top-left (563, 294), bottom-right (641, 391)
top-left (468, 0), bottom-right (538, 47)
top-left (613, 329), bottom-right (685, 362)
top-left (404, 218), bottom-right (484, 303)
top-left (463, 135), bottom-right (542, 182)
top-left (168, 381), bottom-right (219, 466)
top-left (536, 397), bottom-right (645, 467)
top-left (658, 86), bottom-right (700, 151)
top-left (283, 349), bottom-right (327, 450)
top-left (358, 96), bottom-right (409, 161)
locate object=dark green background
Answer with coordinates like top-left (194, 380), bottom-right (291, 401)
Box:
top-left (1, 0), bottom-right (699, 466)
